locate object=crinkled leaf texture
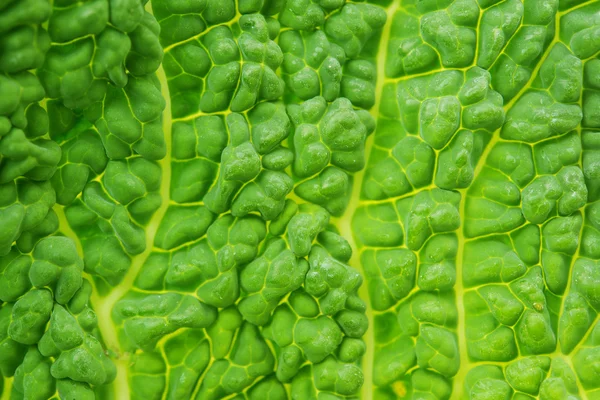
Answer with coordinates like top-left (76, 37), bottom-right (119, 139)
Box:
top-left (1, 0), bottom-right (600, 399)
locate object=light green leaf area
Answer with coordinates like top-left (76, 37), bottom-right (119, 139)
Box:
top-left (1, 0), bottom-right (600, 399)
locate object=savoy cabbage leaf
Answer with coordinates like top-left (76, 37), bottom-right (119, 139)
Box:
top-left (1, 0), bottom-right (600, 399)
